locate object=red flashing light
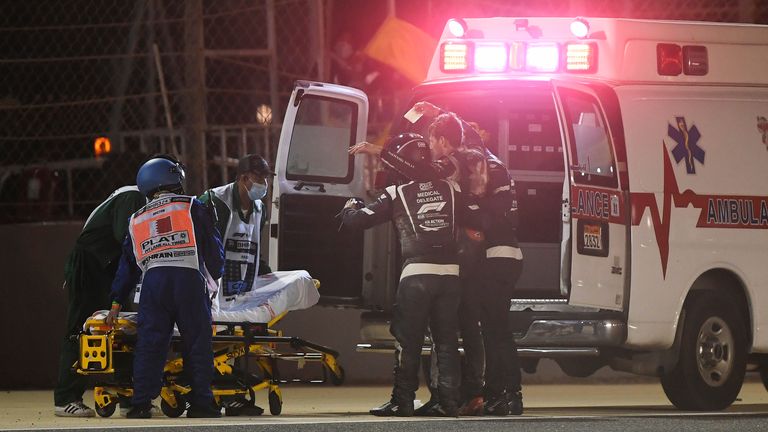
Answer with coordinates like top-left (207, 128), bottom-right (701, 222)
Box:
top-left (657, 43), bottom-right (682, 76)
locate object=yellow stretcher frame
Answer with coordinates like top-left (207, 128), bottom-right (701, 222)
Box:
top-left (76, 311), bottom-right (345, 417)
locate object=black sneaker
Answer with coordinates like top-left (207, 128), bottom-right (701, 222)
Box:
top-left (484, 394), bottom-right (510, 416)
top-left (125, 404), bottom-right (153, 419)
top-left (507, 391), bottom-right (523, 415)
top-left (187, 404), bottom-right (222, 418)
top-left (369, 400), bottom-right (414, 417)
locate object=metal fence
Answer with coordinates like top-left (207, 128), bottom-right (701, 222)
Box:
top-left (0, 0), bottom-right (323, 223)
top-left (1, 0), bottom-right (766, 224)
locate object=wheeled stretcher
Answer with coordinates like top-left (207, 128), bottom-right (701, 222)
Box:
top-left (75, 271), bottom-right (345, 417)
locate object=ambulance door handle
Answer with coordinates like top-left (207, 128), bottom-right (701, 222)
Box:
top-left (293, 181), bottom-right (326, 193)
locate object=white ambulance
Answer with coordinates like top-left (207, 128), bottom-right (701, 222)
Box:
top-left (269, 17), bottom-right (768, 410)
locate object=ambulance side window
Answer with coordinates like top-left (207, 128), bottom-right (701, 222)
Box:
top-left (560, 89), bottom-right (617, 188)
top-left (286, 95), bottom-right (357, 183)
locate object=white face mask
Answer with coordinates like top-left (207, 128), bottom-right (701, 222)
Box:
top-left (247, 179), bottom-right (268, 201)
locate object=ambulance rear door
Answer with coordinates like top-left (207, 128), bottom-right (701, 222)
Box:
top-left (269, 81), bottom-right (388, 308)
top-left (553, 80), bottom-right (628, 311)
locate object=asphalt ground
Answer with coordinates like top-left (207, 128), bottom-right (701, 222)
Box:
top-left (3, 381), bottom-right (768, 432)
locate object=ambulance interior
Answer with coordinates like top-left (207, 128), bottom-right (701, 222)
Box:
top-left (404, 84), bottom-right (567, 300)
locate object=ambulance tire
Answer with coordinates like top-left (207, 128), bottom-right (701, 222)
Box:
top-left (661, 291), bottom-right (747, 411)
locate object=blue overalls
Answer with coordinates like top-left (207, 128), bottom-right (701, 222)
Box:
top-left (111, 194), bottom-right (224, 409)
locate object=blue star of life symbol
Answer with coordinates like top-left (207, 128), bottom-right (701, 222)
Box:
top-left (667, 116), bottom-right (705, 174)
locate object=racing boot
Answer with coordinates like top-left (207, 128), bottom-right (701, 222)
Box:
top-left (413, 398), bottom-right (439, 416)
top-left (369, 399), bottom-right (414, 417)
top-left (507, 391), bottom-right (523, 415)
top-left (458, 395), bottom-right (485, 416)
top-left (483, 393), bottom-right (510, 416)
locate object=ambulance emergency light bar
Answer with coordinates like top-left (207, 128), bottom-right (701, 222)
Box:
top-left (440, 40), bottom-right (597, 74)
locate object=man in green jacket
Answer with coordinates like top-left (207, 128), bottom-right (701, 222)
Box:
top-left (54, 185), bottom-right (147, 417)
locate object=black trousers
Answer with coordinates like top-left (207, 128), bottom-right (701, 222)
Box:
top-left (425, 255), bottom-right (524, 401)
top-left (480, 257), bottom-right (523, 396)
top-left (54, 248), bottom-right (112, 406)
top-left (390, 273), bottom-right (461, 409)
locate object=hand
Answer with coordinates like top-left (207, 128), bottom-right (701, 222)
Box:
top-left (413, 101), bottom-right (441, 118)
top-left (105, 303), bottom-right (121, 329)
top-left (344, 197), bottom-right (365, 210)
top-left (349, 141), bottom-right (382, 156)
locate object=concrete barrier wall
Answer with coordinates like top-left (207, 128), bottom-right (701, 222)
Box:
top-left (0, 222), bottom-right (81, 389)
top-left (0, 223), bottom-right (643, 390)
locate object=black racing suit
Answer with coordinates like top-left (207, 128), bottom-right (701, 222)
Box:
top-left (382, 119), bottom-right (523, 402)
top-left (341, 179), bottom-right (481, 410)
top-left (477, 156), bottom-right (523, 398)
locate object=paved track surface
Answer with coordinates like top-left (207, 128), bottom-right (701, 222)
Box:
top-left (3, 382), bottom-right (768, 431)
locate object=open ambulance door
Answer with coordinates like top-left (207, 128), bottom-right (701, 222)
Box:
top-left (553, 80), bottom-right (627, 312)
top-left (269, 81), bottom-right (388, 307)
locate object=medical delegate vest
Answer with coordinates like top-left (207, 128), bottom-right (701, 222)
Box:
top-left (129, 194), bottom-right (199, 272)
top-left (210, 183), bottom-right (262, 297)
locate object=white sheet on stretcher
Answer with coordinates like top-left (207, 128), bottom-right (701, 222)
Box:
top-left (213, 270), bottom-right (319, 323)
top-left (84, 270), bottom-right (319, 334)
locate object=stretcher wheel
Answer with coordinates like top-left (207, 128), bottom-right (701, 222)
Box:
top-left (268, 390), bottom-right (282, 415)
top-left (160, 392), bottom-right (186, 418)
top-left (330, 365), bottom-right (345, 386)
top-left (95, 401), bottom-right (117, 417)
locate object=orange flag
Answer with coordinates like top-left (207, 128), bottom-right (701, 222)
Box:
top-left (363, 17), bottom-right (437, 84)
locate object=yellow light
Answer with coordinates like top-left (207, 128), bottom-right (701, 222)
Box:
top-left (93, 136), bottom-right (112, 158)
top-left (441, 42), bottom-right (470, 72)
top-left (566, 43), bottom-right (597, 73)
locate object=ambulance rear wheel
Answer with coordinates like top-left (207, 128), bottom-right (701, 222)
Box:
top-left (95, 401), bottom-right (117, 417)
top-left (661, 291), bottom-right (747, 410)
top-left (161, 392), bottom-right (186, 418)
top-left (268, 390), bottom-right (282, 415)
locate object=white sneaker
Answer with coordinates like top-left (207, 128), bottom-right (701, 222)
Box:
top-left (54, 400), bottom-right (96, 417)
top-left (119, 404), bottom-right (162, 417)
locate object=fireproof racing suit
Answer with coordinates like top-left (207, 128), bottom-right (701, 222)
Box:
top-left (110, 193), bottom-right (224, 409)
top-left (341, 179), bottom-right (483, 411)
top-left (477, 155), bottom-right (523, 398)
top-left (382, 120), bottom-right (524, 402)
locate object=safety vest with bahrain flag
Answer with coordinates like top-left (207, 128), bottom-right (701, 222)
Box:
top-left (129, 194), bottom-right (200, 272)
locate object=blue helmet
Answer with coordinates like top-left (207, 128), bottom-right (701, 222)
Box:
top-left (136, 158), bottom-right (186, 198)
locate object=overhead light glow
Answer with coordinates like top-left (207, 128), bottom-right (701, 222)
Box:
top-left (526, 43), bottom-right (560, 72)
top-left (570, 18), bottom-right (590, 38)
top-left (447, 18), bottom-right (467, 38)
top-left (474, 43), bottom-right (508, 72)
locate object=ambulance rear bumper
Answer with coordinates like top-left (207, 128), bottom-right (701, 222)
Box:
top-left (357, 314), bottom-right (626, 356)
